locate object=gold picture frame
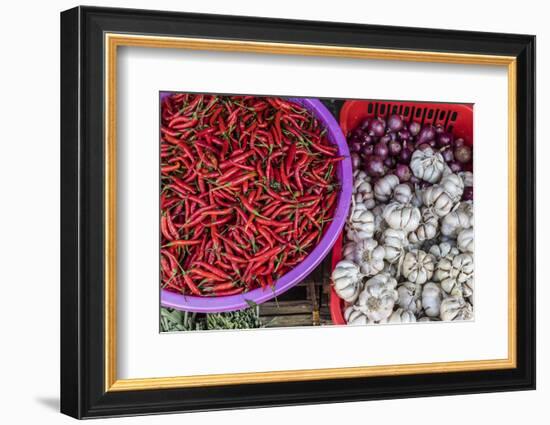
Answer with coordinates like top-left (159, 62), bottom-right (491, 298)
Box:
top-left (104, 33), bottom-right (517, 392)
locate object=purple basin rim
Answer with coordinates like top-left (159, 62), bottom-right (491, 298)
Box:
top-left (160, 94), bottom-right (353, 313)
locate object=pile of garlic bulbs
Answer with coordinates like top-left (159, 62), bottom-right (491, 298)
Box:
top-left (332, 147), bottom-right (474, 325)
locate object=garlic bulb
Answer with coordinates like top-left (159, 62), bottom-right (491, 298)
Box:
top-left (357, 273), bottom-right (398, 322)
top-left (401, 250), bottom-right (435, 284)
top-left (374, 174), bottom-right (399, 202)
top-left (383, 202), bottom-right (421, 233)
top-left (439, 173), bottom-right (465, 203)
top-left (409, 207), bottom-right (438, 244)
top-left (422, 185), bottom-right (454, 217)
top-left (344, 306), bottom-right (369, 326)
top-left (382, 228), bottom-right (408, 264)
top-left (440, 202), bottom-right (473, 237)
top-left (332, 260), bottom-right (363, 303)
top-left (343, 238), bottom-right (385, 276)
top-left (440, 295), bottom-right (474, 321)
top-left (352, 171), bottom-right (376, 209)
top-left (451, 278), bottom-right (474, 299)
top-left (457, 228), bottom-right (474, 253)
top-left (410, 147), bottom-right (446, 183)
top-left (393, 184), bottom-right (413, 204)
top-left (458, 171), bottom-right (474, 187)
top-left (434, 253), bottom-right (474, 294)
top-left (385, 308), bottom-right (417, 324)
top-left (429, 242), bottom-right (459, 260)
top-left (421, 282), bottom-right (443, 317)
top-left (397, 281), bottom-right (422, 313)
top-left (346, 203), bottom-right (375, 241)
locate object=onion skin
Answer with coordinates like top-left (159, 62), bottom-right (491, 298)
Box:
top-left (441, 147), bottom-right (454, 163)
top-left (360, 144), bottom-right (374, 158)
top-left (454, 145), bottom-right (472, 163)
top-left (449, 161), bottom-right (463, 173)
top-left (374, 142), bottom-right (389, 159)
top-left (380, 134), bottom-right (392, 144)
top-left (387, 114), bottom-right (404, 132)
top-left (399, 147), bottom-right (412, 164)
top-left (388, 140), bottom-right (402, 156)
top-left (462, 186), bottom-right (474, 201)
top-left (350, 141), bottom-right (362, 153)
top-left (418, 125), bottom-right (436, 145)
top-left (360, 133), bottom-right (373, 145)
top-left (384, 156), bottom-right (396, 168)
top-left (395, 164), bottom-right (412, 182)
top-left (409, 121), bottom-right (421, 136)
top-left (437, 132), bottom-right (453, 147)
top-left (369, 118), bottom-right (386, 137)
top-left (454, 138), bottom-right (465, 148)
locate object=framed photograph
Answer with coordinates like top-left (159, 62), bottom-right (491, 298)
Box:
top-left (60, 6), bottom-right (536, 419)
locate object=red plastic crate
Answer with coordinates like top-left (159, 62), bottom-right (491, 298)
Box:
top-left (330, 100), bottom-right (474, 325)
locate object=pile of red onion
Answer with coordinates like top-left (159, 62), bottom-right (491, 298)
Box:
top-left (348, 114), bottom-right (473, 200)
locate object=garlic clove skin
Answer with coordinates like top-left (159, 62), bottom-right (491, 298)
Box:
top-left (374, 174), bottom-right (399, 202)
top-left (421, 282), bottom-right (443, 317)
top-left (344, 306), bottom-right (369, 325)
top-left (383, 202), bottom-right (421, 233)
top-left (332, 260), bottom-right (363, 303)
top-left (397, 281), bottom-right (423, 313)
top-left (401, 250), bottom-right (435, 285)
top-left (357, 273), bottom-right (398, 322)
top-left (440, 173), bottom-right (465, 203)
top-left (457, 228), bottom-right (474, 253)
top-left (410, 147), bottom-right (446, 183)
top-left (440, 295), bottom-right (474, 321)
top-left (346, 203), bottom-right (375, 241)
top-left (393, 183), bottom-right (414, 204)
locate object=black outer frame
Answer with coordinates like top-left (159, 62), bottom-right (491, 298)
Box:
top-left (60, 6), bottom-right (536, 419)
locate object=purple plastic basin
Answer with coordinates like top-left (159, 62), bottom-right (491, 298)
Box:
top-left (160, 94), bottom-right (352, 312)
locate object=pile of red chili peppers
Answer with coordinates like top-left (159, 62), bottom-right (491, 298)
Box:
top-left (160, 94), bottom-right (342, 297)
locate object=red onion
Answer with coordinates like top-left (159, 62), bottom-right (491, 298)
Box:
top-left (441, 147), bottom-right (454, 163)
top-left (398, 129), bottom-right (411, 141)
top-left (369, 118), bottom-right (386, 137)
top-left (398, 147), bottom-right (412, 164)
top-left (374, 141), bottom-right (389, 159)
top-left (418, 125), bottom-right (436, 145)
top-left (384, 156), bottom-right (395, 168)
top-left (454, 145), bottom-right (472, 163)
top-left (454, 137), bottom-right (465, 148)
top-left (387, 114), bottom-right (404, 132)
top-left (388, 139), bottom-right (402, 156)
top-left (360, 144), bottom-right (374, 158)
top-left (364, 155), bottom-right (385, 177)
top-left (437, 132), bottom-right (453, 147)
top-left (360, 133), bottom-right (373, 145)
top-left (350, 141), bottom-right (362, 153)
top-left (380, 134), bottom-right (392, 144)
top-left (449, 161), bottom-right (463, 173)
top-left (395, 164), bottom-right (412, 182)
top-left (435, 124), bottom-right (445, 134)
top-left (409, 121), bottom-right (421, 136)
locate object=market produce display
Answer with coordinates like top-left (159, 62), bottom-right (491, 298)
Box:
top-left (160, 94), bottom-right (342, 297)
top-left (333, 114), bottom-right (474, 324)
